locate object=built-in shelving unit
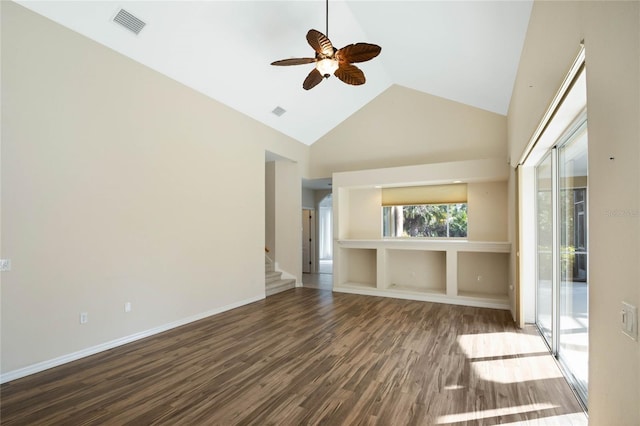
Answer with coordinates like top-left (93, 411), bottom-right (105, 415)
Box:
top-left (334, 240), bottom-right (511, 309)
top-left (332, 159), bottom-right (512, 311)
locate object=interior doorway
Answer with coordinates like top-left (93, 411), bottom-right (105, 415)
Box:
top-left (318, 194), bottom-right (333, 274)
top-left (301, 178), bottom-right (333, 290)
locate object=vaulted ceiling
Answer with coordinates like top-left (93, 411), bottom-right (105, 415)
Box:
top-left (17, 1), bottom-right (533, 145)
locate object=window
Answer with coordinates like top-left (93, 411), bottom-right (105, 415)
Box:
top-left (383, 203), bottom-right (468, 238)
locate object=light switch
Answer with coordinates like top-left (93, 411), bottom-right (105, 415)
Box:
top-left (621, 302), bottom-right (637, 341)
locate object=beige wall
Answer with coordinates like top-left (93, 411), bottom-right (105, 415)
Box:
top-left (265, 162), bottom-right (276, 258)
top-left (508, 1), bottom-right (639, 424)
top-left (457, 252), bottom-right (509, 295)
top-left (273, 161), bottom-right (302, 283)
top-left (267, 159), bottom-right (304, 280)
top-left (310, 84), bottom-right (507, 178)
top-left (301, 187), bottom-right (314, 209)
top-left (467, 181), bottom-right (508, 241)
top-left (386, 250), bottom-right (446, 292)
top-left (345, 188), bottom-right (382, 239)
top-left (1, 3), bottom-right (308, 375)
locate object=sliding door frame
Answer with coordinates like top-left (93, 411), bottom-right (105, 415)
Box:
top-left (520, 46), bottom-right (588, 409)
top-left (534, 111), bottom-right (589, 409)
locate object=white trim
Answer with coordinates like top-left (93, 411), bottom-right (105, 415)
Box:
top-left (333, 285), bottom-right (509, 310)
top-left (518, 165), bottom-right (537, 324)
top-left (0, 295), bottom-right (264, 384)
top-left (337, 239), bottom-right (511, 253)
top-left (333, 158), bottom-right (509, 189)
top-left (518, 45), bottom-right (585, 166)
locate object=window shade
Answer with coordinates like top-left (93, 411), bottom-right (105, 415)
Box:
top-left (381, 184), bottom-right (467, 206)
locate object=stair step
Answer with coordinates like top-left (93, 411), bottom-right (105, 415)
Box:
top-left (266, 278), bottom-right (296, 297)
top-left (265, 270), bottom-right (282, 284)
top-left (264, 254), bottom-right (292, 296)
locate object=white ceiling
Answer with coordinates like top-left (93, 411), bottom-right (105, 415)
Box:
top-left (16, 1), bottom-right (533, 146)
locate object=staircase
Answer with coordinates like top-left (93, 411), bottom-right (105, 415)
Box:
top-left (265, 256), bottom-right (296, 296)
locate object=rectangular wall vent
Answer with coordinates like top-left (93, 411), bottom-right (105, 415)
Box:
top-left (113, 9), bottom-right (146, 35)
top-left (272, 106), bottom-right (286, 117)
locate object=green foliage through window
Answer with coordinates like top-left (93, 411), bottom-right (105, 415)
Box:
top-left (383, 203), bottom-right (467, 238)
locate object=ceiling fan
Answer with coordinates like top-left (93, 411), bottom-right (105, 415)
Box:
top-left (271, 0), bottom-right (381, 90)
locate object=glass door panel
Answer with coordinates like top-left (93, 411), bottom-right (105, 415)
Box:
top-left (536, 153), bottom-right (554, 348)
top-left (558, 124), bottom-right (589, 403)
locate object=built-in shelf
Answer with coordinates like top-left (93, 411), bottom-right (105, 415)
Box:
top-left (387, 284), bottom-right (446, 295)
top-left (333, 239), bottom-right (511, 310)
top-left (340, 282), bottom-right (377, 290)
top-left (337, 239), bottom-right (510, 252)
top-left (332, 159), bottom-right (512, 311)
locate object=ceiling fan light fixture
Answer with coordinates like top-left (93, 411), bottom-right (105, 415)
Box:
top-left (270, 0), bottom-right (381, 90)
top-left (316, 58), bottom-right (338, 78)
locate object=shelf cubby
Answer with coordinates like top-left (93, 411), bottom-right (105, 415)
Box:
top-left (385, 249), bottom-right (446, 294)
top-left (457, 251), bottom-right (509, 298)
top-left (337, 247), bottom-right (377, 289)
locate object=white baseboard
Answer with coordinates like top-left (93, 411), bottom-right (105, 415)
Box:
top-left (0, 294), bottom-right (265, 384)
top-left (332, 286), bottom-right (510, 310)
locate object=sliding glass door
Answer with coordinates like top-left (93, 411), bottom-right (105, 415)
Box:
top-left (558, 122), bottom-right (589, 402)
top-left (535, 115), bottom-right (588, 406)
top-left (536, 153), bottom-right (554, 348)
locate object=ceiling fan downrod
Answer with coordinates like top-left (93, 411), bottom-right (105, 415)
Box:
top-left (325, 0), bottom-right (329, 39)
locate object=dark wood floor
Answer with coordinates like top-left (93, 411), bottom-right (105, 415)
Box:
top-left (1, 288), bottom-right (585, 425)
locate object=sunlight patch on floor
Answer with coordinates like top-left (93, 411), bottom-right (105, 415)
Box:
top-left (499, 412), bottom-right (588, 425)
top-left (457, 331), bottom-right (548, 359)
top-left (436, 403), bottom-right (558, 424)
top-left (471, 356), bottom-right (563, 384)
top-left (443, 384), bottom-right (465, 390)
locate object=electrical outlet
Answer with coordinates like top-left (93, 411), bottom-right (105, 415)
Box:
top-left (79, 312), bottom-right (88, 324)
top-left (0, 259), bottom-right (11, 272)
top-left (124, 302), bottom-right (132, 313)
top-left (621, 302), bottom-right (637, 341)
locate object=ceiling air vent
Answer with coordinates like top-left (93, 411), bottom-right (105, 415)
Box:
top-left (113, 9), bottom-right (146, 35)
top-left (272, 106), bottom-right (286, 117)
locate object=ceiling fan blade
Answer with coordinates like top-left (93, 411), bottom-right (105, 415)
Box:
top-left (337, 43), bottom-right (381, 64)
top-left (303, 68), bottom-right (324, 90)
top-left (306, 29), bottom-right (334, 57)
top-left (271, 58), bottom-right (316, 66)
top-left (334, 63), bottom-right (366, 86)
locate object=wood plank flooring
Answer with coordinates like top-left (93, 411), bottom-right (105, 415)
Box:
top-left (1, 288), bottom-right (586, 425)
